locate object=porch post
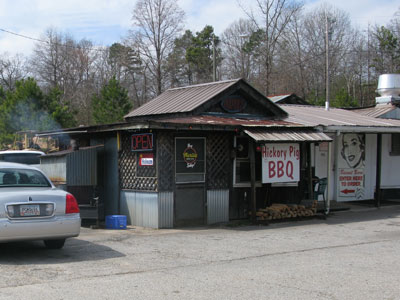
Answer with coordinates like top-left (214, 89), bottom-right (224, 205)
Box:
top-left (326, 141), bottom-right (332, 214)
top-left (307, 143), bottom-right (313, 200)
top-left (375, 133), bottom-right (382, 207)
top-left (249, 141), bottom-right (257, 222)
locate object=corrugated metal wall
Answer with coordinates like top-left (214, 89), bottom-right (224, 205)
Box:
top-left (40, 156), bottom-right (67, 183)
top-left (120, 191), bottom-right (159, 228)
top-left (207, 189), bottom-right (229, 224)
top-left (67, 148), bottom-right (97, 186)
top-left (159, 192), bottom-right (173, 228)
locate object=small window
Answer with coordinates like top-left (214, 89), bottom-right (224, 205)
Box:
top-left (391, 134), bottom-right (400, 156)
top-left (233, 137), bottom-right (261, 186)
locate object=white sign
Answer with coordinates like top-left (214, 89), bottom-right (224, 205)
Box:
top-left (262, 143), bottom-right (300, 183)
top-left (337, 133), bottom-right (366, 201)
top-left (338, 168), bottom-right (364, 198)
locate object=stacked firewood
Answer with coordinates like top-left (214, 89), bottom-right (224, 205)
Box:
top-left (253, 201), bottom-right (317, 221)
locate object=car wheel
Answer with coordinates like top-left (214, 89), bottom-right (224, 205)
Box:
top-left (43, 239), bottom-right (66, 249)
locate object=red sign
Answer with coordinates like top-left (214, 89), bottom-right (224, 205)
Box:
top-left (132, 133), bottom-right (153, 151)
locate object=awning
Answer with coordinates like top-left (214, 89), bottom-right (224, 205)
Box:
top-left (244, 128), bottom-right (332, 142)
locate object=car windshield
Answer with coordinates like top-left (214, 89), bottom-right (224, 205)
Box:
top-left (0, 169), bottom-right (51, 187)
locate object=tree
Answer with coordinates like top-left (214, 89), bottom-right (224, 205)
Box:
top-left (128, 0), bottom-right (185, 96)
top-left (186, 25), bottom-right (222, 83)
top-left (29, 28), bottom-right (98, 125)
top-left (165, 30), bottom-right (195, 87)
top-left (108, 43), bottom-right (143, 107)
top-left (44, 87), bottom-right (77, 129)
top-left (92, 77), bottom-right (132, 124)
top-left (0, 78), bottom-right (74, 147)
top-left (221, 19), bottom-right (257, 82)
top-left (371, 26), bottom-right (400, 74)
top-left (241, 0), bottom-right (303, 95)
top-left (0, 53), bottom-right (26, 91)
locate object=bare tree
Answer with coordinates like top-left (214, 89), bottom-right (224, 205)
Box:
top-left (221, 19), bottom-right (257, 81)
top-left (0, 53), bottom-right (26, 90)
top-left (29, 28), bottom-right (100, 125)
top-left (240, 0), bottom-right (303, 95)
top-left (127, 0), bottom-right (185, 96)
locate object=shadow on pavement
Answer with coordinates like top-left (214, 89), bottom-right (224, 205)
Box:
top-left (0, 238), bottom-right (125, 265)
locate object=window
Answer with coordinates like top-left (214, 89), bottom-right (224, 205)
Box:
top-left (391, 134), bottom-right (400, 156)
top-left (0, 169), bottom-right (51, 187)
top-left (0, 153), bottom-right (43, 165)
top-left (175, 137), bottom-right (206, 183)
top-left (233, 137), bottom-right (261, 186)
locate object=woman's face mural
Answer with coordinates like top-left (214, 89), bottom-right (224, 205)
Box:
top-left (341, 133), bottom-right (365, 168)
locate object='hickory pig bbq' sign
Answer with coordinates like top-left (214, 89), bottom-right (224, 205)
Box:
top-left (262, 143), bottom-right (300, 183)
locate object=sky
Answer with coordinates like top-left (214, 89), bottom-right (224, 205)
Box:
top-left (0, 0), bottom-right (399, 57)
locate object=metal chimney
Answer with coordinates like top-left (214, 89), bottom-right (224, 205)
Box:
top-left (376, 74), bottom-right (400, 104)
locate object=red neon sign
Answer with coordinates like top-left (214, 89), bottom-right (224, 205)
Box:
top-left (131, 133), bottom-right (153, 151)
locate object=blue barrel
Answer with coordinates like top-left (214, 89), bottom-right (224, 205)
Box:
top-left (105, 215), bottom-right (127, 229)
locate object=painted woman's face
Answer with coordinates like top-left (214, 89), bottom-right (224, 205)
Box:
top-left (342, 134), bottom-right (363, 168)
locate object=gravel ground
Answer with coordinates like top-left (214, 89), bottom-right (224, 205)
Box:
top-left (1, 206), bottom-right (400, 300)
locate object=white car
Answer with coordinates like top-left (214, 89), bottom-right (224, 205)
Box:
top-left (0, 162), bottom-right (80, 249)
top-left (0, 150), bottom-right (45, 168)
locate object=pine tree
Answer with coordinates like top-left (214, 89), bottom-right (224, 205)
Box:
top-left (92, 77), bottom-right (132, 124)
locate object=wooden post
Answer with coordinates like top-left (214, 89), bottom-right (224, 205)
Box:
top-left (375, 134), bottom-right (382, 207)
top-left (249, 141), bottom-right (257, 222)
top-left (307, 143), bottom-right (313, 200)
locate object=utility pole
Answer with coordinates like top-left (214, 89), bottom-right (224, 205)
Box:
top-left (367, 22), bottom-right (371, 106)
top-left (213, 36), bottom-right (217, 82)
top-left (325, 13), bottom-right (330, 111)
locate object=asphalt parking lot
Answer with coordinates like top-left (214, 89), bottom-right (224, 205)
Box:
top-left (1, 206), bottom-right (400, 300)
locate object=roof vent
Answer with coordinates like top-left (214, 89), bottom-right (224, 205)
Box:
top-left (376, 74), bottom-right (400, 104)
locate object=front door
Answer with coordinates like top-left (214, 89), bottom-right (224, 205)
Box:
top-left (175, 185), bottom-right (205, 226)
top-left (174, 137), bottom-right (206, 226)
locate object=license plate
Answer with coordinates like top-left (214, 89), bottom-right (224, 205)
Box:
top-left (20, 205), bottom-right (40, 217)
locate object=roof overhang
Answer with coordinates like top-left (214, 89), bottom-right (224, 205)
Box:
top-left (244, 128), bottom-right (332, 143)
top-left (323, 125), bottom-right (400, 134)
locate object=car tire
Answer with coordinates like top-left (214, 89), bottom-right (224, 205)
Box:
top-left (43, 239), bottom-right (66, 249)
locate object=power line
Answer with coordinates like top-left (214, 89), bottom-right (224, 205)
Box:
top-left (0, 28), bottom-right (110, 53)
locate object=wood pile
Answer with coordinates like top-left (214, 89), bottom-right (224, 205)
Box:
top-left (253, 201), bottom-right (318, 221)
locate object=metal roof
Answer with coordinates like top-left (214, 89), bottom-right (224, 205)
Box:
top-left (244, 128), bottom-right (332, 142)
top-left (268, 94), bottom-right (309, 105)
top-left (125, 79), bottom-right (287, 119)
top-left (153, 115), bottom-right (300, 127)
top-left (347, 104), bottom-right (398, 118)
top-left (281, 105), bottom-right (400, 130)
top-left (125, 79), bottom-right (240, 118)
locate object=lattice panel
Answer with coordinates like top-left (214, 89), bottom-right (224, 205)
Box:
top-left (206, 133), bottom-right (231, 189)
top-left (157, 132), bottom-right (174, 191)
top-left (119, 132), bottom-right (157, 191)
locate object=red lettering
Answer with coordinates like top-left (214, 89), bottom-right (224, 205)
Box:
top-left (286, 161), bottom-right (294, 179)
top-left (269, 161), bottom-right (275, 178)
top-left (277, 161), bottom-right (284, 177)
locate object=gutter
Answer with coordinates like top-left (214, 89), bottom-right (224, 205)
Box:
top-left (324, 125), bottom-right (400, 134)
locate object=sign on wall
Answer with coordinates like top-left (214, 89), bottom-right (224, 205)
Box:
top-left (131, 133), bottom-right (153, 152)
top-left (175, 137), bottom-right (205, 183)
top-left (262, 143), bottom-right (300, 183)
top-left (139, 153), bottom-right (154, 166)
top-left (337, 133), bottom-right (366, 200)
